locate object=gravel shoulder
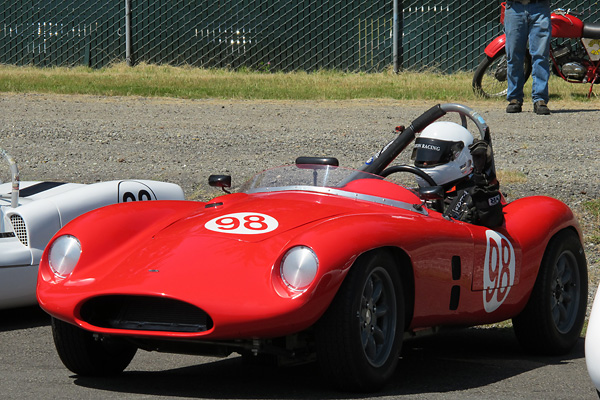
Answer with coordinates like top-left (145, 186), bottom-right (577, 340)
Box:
top-left (0, 92), bottom-right (598, 296)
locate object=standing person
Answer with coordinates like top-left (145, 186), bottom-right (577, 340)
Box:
top-left (504, 0), bottom-right (552, 115)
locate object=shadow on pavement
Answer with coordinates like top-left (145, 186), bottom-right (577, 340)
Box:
top-left (72, 327), bottom-right (584, 399)
top-left (0, 305), bottom-right (49, 332)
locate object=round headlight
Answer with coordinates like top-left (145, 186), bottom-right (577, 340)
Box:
top-left (48, 235), bottom-right (81, 278)
top-left (280, 246), bottom-right (318, 291)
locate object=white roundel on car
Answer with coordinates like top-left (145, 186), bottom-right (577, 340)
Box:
top-left (483, 230), bottom-right (516, 313)
top-left (204, 212), bottom-right (279, 235)
top-left (118, 181), bottom-right (157, 202)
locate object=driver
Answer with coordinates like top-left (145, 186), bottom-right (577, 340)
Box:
top-left (411, 121), bottom-right (504, 228)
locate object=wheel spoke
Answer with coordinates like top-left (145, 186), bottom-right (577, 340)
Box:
top-left (373, 325), bottom-right (385, 344)
top-left (360, 295), bottom-right (367, 312)
top-left (552, 304), bottom-right (561, 325)
top-left (557, 303), bottom-right (568, 324)
top-left (361, 328), bottom-right (369, 347)
top-left (364, 334), bottom-right (377, 360)
top-left (556, 257), bottom-right (566, 279)
top-left (560, 265), bottom-right (572, 286)
top-left (553, 301), bottom-right (568, 325)
top-left (364, 278), bottom-right (374, 299)
top-left (372, 279), bottom-right (383, 303)
top-left (374, 303), bottom-right (388, 318)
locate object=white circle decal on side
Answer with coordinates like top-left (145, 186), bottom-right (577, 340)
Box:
top-left (205, 212), bottom-right (279, 235)
top-left (483, 230), bottom-right (516, 313)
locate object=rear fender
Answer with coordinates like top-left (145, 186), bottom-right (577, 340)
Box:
top-left (501, 196), bottom-right (582, 292)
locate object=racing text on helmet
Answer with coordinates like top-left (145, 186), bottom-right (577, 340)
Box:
top-left (412, 121), bottom-right (474, 187)
top-left (412, 138), bottom-right (465, 168)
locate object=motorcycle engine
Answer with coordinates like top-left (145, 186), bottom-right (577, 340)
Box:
top-left (553, 44), bottom-right (587, 82)
top-left (561, 62), bottom-right (586, 81)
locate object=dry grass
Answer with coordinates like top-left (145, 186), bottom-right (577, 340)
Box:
top-left (584, 199), bottom-right (600, 245)
top-left (0, 62), bottom-right (597, 102)
top-left (496, 169), bottom-right (528, 184)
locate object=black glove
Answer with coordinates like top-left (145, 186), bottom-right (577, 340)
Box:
top-left (469, 140), bottom-right (491, 174)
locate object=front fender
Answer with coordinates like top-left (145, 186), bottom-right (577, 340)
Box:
top-left (484, 34), bottom-right (506, 58)
top-left (37, 200), bottom-right (202, 287)
top-left (289, 211), bottom-right (470, 324)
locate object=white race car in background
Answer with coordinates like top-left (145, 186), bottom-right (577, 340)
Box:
top-left (0, 148), bottom-right (184, 309)
top-left (587, 282), bottom-right (600, 397)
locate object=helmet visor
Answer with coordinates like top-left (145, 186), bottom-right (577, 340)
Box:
top-left (411, 138), bottom-right (464, 168)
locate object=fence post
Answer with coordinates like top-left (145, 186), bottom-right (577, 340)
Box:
top-left (125, 0), bottom-right (132, 66)
top-left (393, 0), bottom-right (401, 73)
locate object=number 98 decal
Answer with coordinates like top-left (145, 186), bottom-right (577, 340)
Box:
top-left (205, 212), bottom-right (279, 235)
top-left (483, 230), bottom-right (515, 313)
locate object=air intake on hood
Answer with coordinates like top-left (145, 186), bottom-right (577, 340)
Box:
top-left (80, 296), bottom-right (213, 333)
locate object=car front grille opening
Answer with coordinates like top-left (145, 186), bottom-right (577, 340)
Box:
top-left (9, 214), bottom-right (28, 246)
top-left (80, 296), bottom-right (213, 333)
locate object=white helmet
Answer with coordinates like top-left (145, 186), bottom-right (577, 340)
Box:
top-left (411, 121), bottom-right (474, 187)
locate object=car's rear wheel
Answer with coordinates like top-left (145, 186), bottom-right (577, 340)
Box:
top-left (52, 317), bottom-right (137, 376)
top-left (512, 230), bottom-right (588, 355)
top-left (315, 250), bottom-right (404, 392)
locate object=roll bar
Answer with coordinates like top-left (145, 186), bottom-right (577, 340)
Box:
top-left (361, 103), bottom-right (490, 175)
top-left (0, 148), bottom-right (20, 208)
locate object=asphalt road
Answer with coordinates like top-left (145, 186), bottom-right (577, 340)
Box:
top-left (0, 95), bottom-right (599, 399)
top-left (0, 305), bottom-right (596, 400)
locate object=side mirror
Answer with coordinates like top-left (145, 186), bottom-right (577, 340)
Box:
top-left (418, 185), bottom-right (444, 201)
top-left (416, 185), bottom-right (445, 213)
top-left (208, 175), bottom-right (232, 194)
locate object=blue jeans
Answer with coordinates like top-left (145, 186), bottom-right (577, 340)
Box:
top-left (504, 1), bottom-right (551, 104)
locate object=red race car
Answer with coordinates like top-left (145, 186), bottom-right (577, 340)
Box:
top-left (37, 103), bottom-right (587, 392)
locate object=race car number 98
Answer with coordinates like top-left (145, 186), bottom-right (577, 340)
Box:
top-left (205, 212), bottom-right (279, 235)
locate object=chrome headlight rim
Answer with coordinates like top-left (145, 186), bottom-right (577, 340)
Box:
top-left (280, 245), bottom-right (319, 292)
top-left (48, 235), bottom-right (82, 278)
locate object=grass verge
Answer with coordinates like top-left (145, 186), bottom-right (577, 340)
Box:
top-left (584, 200), bottom-right (600, 245)
top-left (0, 62), bottom-right (597, 102)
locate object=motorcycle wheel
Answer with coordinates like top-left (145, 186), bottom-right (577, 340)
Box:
top-left (472, 48), bottom-right (532, 98)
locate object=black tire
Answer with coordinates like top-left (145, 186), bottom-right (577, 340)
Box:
top-left (512, 230), bottom-right (588, 355)
top-left (315, 250), bottom-right (404, 392)
top-left (52, 317), bottom-right (137, 376)
top-left (472, 49), bottom-right (532, 98)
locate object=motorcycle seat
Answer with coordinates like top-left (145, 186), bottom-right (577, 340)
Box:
top-left (583, 23), bottom-right (600, 39)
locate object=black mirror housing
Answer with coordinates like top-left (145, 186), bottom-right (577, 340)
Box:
top-left (419, 185), bottom-right (445, 201)
top-left (208, 175), bottom-right (232, 189)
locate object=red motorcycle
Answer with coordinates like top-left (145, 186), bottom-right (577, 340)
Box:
top-left (473, 3), bottom-right (600, 98)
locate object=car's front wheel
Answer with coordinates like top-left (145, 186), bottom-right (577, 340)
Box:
top-left (315, 250), bottom-right (404, 392)
top-left (52, 317), bottom-right (137, 376)
top-left (512, 229), bottom-right (588, 355)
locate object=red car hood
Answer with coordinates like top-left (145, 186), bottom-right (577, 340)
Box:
top-left (39, 191), bottom-right (396, 338)
top-left (153, 191), bottom-right (349, 243)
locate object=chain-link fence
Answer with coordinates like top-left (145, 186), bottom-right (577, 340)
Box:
top-left (1, 1), bottom-right (599, 73)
